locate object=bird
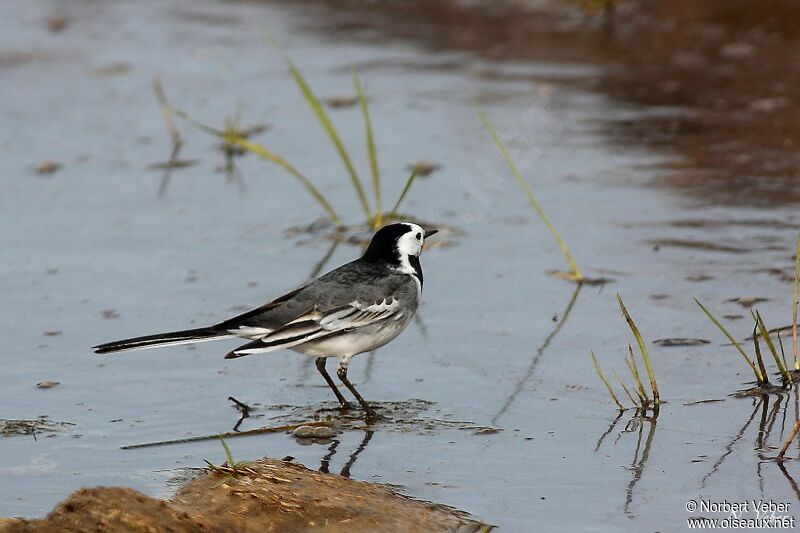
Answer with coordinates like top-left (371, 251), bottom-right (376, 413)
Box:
top-left (93, 222), bottom-right (437, 419)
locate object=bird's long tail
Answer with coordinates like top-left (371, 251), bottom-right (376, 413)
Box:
top-left (93, 326), bottom-right (234, 354)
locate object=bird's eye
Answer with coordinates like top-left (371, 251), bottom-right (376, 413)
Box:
top-left (416, 232), bottom-right (422, 240)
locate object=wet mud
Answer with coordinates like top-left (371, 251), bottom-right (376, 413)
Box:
top-left (0, 458), bottom-right (492, 533)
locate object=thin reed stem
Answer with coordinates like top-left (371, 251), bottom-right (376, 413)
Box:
top-left (592, 352), bottom-right (624, 410)
top-left (754, 310), bottom-right (791, 384)
top-left (614, 371), bottom-right (639, 408)
top-left (352, 67), bottom-right (382, 228)
top-left (388, 167), bottom-right (420, 219)
top-left (475, 105), bottom-right (582, 281)
top-left (279, 50), bottom-right (372, 221)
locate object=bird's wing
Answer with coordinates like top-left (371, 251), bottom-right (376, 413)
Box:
top-left (224, 297), bottom-right (403, 358)
top-left (216, 285), bottom-right (307, 338)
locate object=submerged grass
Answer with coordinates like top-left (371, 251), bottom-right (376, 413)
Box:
top-left (591, 295), bottom-right (660, 412)
top-left (693, 233), bottom-right (800, 394)
top-left (695, 297), bottom-right (797, 392)
top-left (475, 105), bottom-right (585, 283)
top-left (618, 295), bottom-right (660, 405)
top-left (591, 351), bottom-right (623, 410)
top-left (613, 370), bottom-right (639, 407)
top-left (695, 298), bottom-right (764, 384)
top-left (754, 310), bottom-right (792, 384)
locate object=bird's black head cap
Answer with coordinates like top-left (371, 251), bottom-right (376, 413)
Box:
top-left (361, 223), bottom-right (413, 266)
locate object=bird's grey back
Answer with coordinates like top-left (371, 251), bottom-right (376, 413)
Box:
top-left (227, 259), bottom-right (419, 330)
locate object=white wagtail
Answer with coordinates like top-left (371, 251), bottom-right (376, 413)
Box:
top-left (94, 222), bottom-right (437, 418)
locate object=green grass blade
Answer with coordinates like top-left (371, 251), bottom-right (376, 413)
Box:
top-left (778, 331), bottom-right (790, 378)
top-left (750, 322), bottom-right (770, 387)
top-left (613, 371), bottom-right (639, 408)
top-left (694, 298), bottom-right (763, 383)
top-left (352, 67), bottom-right (381, 228)
top-left (754, 310), bottom-right (791, 383)
top-left (152, 77), bottom-right (180, 145)
top-left (625, 351), bottom-right (647, 404)
top-left (174, 109), bottom-right (342, 228)
top-left (475, 105), bottom-right (582, 280)
top-left (591, 352), bottom-right (624, 410)
top-left (617, 295), bottom-right (659, 404)
top-left (613, 370), bottom-right (639, 409)
top-left (387, 167), bottom-right (419, 220)
top-left (219, 437), bottom-right (234, 466)
top-left (280, 52), bottom-right (372, 221)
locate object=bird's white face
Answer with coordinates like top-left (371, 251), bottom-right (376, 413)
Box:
top-left (395, 223), bottom-right (426, 258)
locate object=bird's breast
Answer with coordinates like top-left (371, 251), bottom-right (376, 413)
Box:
top-left (291, 311), bottom-right (415, 358)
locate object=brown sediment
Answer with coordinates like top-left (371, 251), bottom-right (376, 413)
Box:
top-left (270, 0), bottom-right (800, 206)
top-left (0, 458), bottom-right (492, 533)
top-left (0, 487), bottom-right (207, 533)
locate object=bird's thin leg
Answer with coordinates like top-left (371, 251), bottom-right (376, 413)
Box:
top-left (336, 356), bottom-right (374, 418)
top-left (315, 357), bottom-right (351, 409)
top-left (228, 396), bottom-right (251, 432)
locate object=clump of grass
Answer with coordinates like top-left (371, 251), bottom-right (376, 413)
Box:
top-left (591, 295), bottom-right (660, 413)
top-left (217, 103), bottom-right (267, 190)
top-left (618, 295), bottom-right (660, 406)
top-left (276, 50), bottom-right (420, 228)
top-left (695, 298), bottom-right (793, 393)
top-left (753, 310), bottom-right (792, 384)
top-left (205, 438), bottom-right (254, 481)
top-left (695, 298), bottom-right (764, 384)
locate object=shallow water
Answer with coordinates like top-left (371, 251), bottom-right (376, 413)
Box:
top-left (2, 0), bottom-right (800, 530)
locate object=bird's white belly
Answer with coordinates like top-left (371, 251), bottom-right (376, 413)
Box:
top-left (292, 313), bottom-right (414, 358)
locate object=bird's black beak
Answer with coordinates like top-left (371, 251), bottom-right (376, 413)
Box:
top-left (424, 229), bottom-right (438, 239)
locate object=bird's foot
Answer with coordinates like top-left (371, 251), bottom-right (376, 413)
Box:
top-left (362, 405), bottom-right (390, 424)
top-left (318, 401), bottom-right (354, 413)
top-left (228, 396), bottom-right (251, 432)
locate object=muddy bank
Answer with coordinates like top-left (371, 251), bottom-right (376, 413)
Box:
top-left (0, 458), bottom-right (492, 533)
top-left (271, 0), bottom-right (800, 205)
